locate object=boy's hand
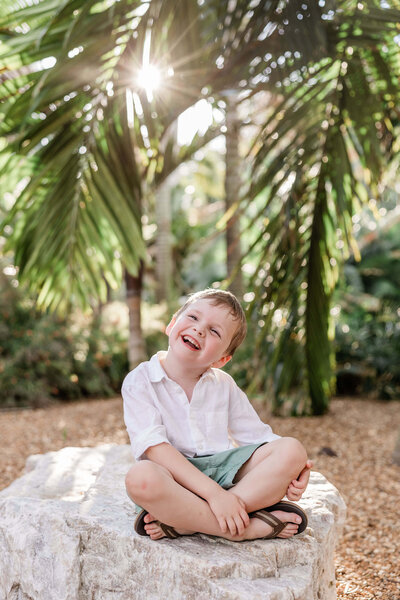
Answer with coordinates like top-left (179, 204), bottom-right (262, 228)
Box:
top-left (207, 488), bottom-right (249, 536)
top-left (286, 460), bottom-right (313, 502)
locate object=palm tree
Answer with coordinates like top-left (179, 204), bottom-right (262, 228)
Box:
top-left (1, 0), bottom-right (400, 412)
top-left (240, 1), bottom-right (400, 414)
top-left (224, 94), bottom-right (244, 298)
top-left (0, 0), bottom-right (290, 366)
top-left (0, 0), bottom-right (223, 365)
top-left (152, 120), bottom-right (223, 308)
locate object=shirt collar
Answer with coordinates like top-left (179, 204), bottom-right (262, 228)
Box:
top-left (200, 368), bottom-right (216, 382)
top-left (148, 352), bottom-right (217, 383)
top-left (148, 352), bottom-right (169, 382)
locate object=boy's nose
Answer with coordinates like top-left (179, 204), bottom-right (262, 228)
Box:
top-left (194, 325), bottom-right (204, 336)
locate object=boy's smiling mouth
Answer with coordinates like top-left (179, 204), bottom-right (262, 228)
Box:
top-left (181, 335), bottom-right (200, 350)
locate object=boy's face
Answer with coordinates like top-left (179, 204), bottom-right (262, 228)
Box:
top-left (165, 299), bottom-right (237, 370)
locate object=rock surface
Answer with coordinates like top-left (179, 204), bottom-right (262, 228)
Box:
top-left (0, 445), bottom-right (346, 600)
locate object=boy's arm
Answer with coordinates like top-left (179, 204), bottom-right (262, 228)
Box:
top-left (146, 442), bottom-right (249, 535)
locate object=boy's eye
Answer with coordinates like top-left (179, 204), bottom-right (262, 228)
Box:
top-left (188, 314), bottom-right (197, 320)
top-left (211, 328), bottom-right (221, 337)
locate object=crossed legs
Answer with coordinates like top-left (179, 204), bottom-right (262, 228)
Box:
top-left (125, 437), bottom-right (307, 541)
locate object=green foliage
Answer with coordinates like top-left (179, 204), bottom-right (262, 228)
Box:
top-left (336, 304), bottom-right (400, 400)
top-left (144, 329), bottom-right (168, 359)
top-left (172, 156), bottom-right (226, 295)
top-left (0, 0), bottom-right (234, 312)
top-left (242, 1), bottom-right (400, 414)
top-left (335, 224), bottom-right (400, 400)
top-left (226, 314), bottom-right (311, 416)
top-left (1, 0), bottom-right (400, 415)
top-left (0, 271), bottom-right (128, 408)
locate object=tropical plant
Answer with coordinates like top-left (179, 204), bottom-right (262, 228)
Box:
top-left (223, 94), bottom-right (243, 298)
top-left (0, 0), bottom-right (294, 365)
top-left (0, 266), bottom-right (127, 408)
top-left (1, 0), bottom-right (400, 414)
top-left (0, 0), bottom-right (253, 366)
top-left (335, 220), bottom-right (400, 400)
top-left (238, 1), bottom-right (400, 414)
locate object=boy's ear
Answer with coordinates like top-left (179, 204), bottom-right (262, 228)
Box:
top-left (165, 317), bottom-right (176, 335)
top-left (211, 355), bottom-right (232, 369)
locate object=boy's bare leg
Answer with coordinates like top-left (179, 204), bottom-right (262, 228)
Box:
top-left (126, 461), bottom-right (300, 541)
top-left (231, 437), bottom-right (308, 512)
top-left (126, 437), bottom-right (306, 541)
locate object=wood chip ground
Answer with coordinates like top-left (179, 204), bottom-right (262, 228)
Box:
top-left (1, 397), bottom-right (399, 599)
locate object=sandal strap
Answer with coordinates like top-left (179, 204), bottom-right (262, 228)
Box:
top-left (134, 509), bottom-right (151, 536)
top-left (250, 510), bottom-right (286, 539)
top-left (266, 501), bottom-right (308, 535)
top-left (134, 510), bottom-right (180, 539)
top-left (159, 522), bottom-right (181, 539)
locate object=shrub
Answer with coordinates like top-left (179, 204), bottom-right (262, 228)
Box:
top-left (335, 224), bottom-right (400, 400)
top-left (0, 270), bottom-right (127, 408)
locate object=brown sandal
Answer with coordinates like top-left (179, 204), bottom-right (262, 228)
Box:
top-left (134, 509), bottom-right (181, 539)
top-left (249, 501), bottom-right (308, 539)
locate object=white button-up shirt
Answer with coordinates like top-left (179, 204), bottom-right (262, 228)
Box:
top-left (122, 352), bottom-right (280, 461)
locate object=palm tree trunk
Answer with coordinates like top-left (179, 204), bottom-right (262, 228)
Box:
top-left (125, 265), bottom-right (147, 369)
top-left (225, 95), bottom-right (243, 298)
top-left (155, 180), bottom-right (173, 306)
top-left (305, 189), bottom-right (332, 415)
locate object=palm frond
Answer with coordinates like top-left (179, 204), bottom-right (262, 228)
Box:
top-left (241, 0), bottom-right (400, 413)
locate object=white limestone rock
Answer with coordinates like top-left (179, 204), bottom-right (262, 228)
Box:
top-left (0, 445), bottom-right (346, 600)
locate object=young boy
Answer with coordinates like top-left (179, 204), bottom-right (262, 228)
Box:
top-left (122, 289), bottom-right (312, 542)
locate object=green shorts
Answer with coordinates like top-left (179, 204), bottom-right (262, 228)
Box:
top-left (133, 442), bottom-right (266, 513)
top-left (187, 442), bottom-right (266, 489)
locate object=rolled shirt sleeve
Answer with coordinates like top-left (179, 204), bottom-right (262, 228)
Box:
top-left (122, 372), bottom-right (171, 461)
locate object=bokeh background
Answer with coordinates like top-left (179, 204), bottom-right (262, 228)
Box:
top-left (1, 0), bottom-right (399, 416)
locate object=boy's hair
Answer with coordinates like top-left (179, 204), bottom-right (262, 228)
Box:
top-left (175, 289), bottom-right (247, 356)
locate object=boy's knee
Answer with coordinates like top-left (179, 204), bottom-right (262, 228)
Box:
top-left (279, 437), bottom-right (307, 470)
top-left (125, 461), bottom-right (163, 504)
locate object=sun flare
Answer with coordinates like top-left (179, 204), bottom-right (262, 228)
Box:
top-left (137, 64), bottom-right (161, 101)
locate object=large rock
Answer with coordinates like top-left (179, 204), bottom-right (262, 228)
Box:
top-left (0, 445), bottom-right (346, 600)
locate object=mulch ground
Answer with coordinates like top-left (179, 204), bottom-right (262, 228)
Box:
top-left (1, 396), bottom-right (399, 599)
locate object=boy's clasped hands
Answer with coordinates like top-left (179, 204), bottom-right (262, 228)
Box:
top-left (207, 487), bottom-right (250, 536)
top-left (206, 459), bottom-right (313, 536)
